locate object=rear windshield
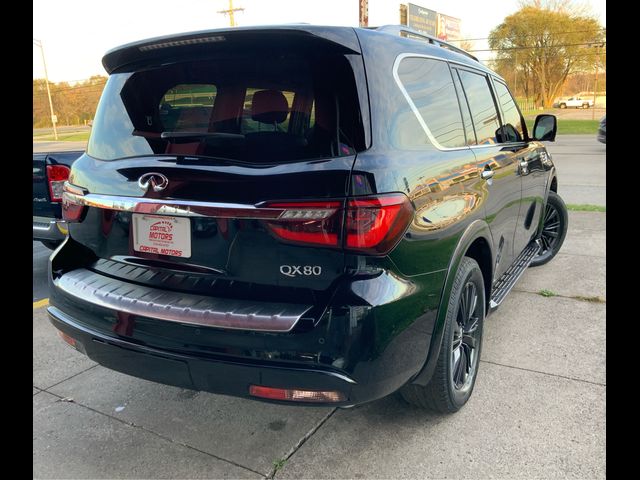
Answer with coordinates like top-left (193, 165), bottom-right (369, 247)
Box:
top-left (87, 53), bottom-right (364, 163)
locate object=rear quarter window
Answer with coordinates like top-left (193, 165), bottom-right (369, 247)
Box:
top-left (396, 57), bottom-right (466, 149)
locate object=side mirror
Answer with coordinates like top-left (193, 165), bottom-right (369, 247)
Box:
top-left (532, 114), bottom-right (557, 142)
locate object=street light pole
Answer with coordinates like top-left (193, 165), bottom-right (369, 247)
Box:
top-left (33, 39), bottom-right (58, 140)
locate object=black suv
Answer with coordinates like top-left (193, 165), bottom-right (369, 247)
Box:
top-left (48, 25), bottom-right (568, 413)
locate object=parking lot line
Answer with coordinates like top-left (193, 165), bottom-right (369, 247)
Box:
top-left (33, 298), bottom-right (49, 309)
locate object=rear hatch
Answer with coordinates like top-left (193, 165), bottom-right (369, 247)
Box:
top-left (62, 27), bottom-right (370, 304)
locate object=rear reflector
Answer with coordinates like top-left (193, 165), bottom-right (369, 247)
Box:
top-left (57, 330), bottom-right (77, 348)
top-left (47, 165), bottom-right (71, 202)
top-left (249, 385), bottom-right (345, 403)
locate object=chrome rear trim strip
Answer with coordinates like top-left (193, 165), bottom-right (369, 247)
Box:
top-left (55, 268), bottom-right (312, 332)
top-left (63, 192), bottom-right (284, 219)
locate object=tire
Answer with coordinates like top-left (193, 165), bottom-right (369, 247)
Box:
top-left (530, 191), bottom-right (568, 267)
top-left (582, 103), bottom-right (589, 109)
top-left (400, 257), bottom-right (485, 413)
top-left (560, 103), bottom-right (566, 109)
top-left (40, 240), bottom-right (61, 250)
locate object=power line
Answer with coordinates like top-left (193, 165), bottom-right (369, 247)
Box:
top-left (33, 83), bottom-right (106, 94)
top-left (469, 41), bottom-right (606, 52)
top-left (476, 52), bottom-right (607, 61)
top-left (450, 27), bottom-right (605, 43)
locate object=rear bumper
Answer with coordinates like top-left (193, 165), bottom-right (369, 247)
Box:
top-left (49, 305), bottom-right (357, 406)
top-left (33, 216), bottom-right (67, 242)
top-left (48, 246), bottom-right (446, 406)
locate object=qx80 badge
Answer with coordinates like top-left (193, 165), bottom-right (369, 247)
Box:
top-left (280, 265), bottom-right (322, 277)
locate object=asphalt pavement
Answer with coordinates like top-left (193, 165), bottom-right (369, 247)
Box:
top-left (33, 135), bottom-right (606, 479)
top-left (545, 135), bottom-right (606, 206)
top-left (33, 141), bottom-right (86, 153)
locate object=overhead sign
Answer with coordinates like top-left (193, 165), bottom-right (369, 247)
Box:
top-left (407, 3), bottom-right (438, 36)
top-left (437, 13), bottom-right (461, 41)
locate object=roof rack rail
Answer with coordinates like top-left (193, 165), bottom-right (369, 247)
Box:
top-left (373, 25), bottom-right (479, 62)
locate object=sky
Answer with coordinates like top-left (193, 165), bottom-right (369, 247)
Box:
top-left (33, 0), bottom-right (606, 83)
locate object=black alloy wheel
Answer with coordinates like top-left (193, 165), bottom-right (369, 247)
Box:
top-left (400, 256), bottom-right (485, 413)
top-left (530, 191), bottom-right (568, 267)
top-left (451, 281), bottom-right (481, 392)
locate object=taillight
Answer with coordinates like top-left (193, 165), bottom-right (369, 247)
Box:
top-left (61, 182), bottom-right (86, 222)
top-left (263, 194), bottom-right (413, 255)
top-left (345, 194), bottom-right (414, 254)
top-left (46, 165), bottom-right (70, 202)
top-left (264, 201), bottom-right (343, 247)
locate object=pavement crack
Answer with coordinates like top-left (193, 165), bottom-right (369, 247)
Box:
top-left (268, 408), bottom-right (337, 479)
top-left (41, 389), bottom-right (266, 478)
top-left (481, 360), bottom-right (606, 387)
top-left (512, 289), bottom-right (605, 304)
top-left (41, 364), bottom-right (100, 391)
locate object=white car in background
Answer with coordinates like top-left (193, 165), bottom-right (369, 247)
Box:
top-left (554, 97), bottom-right (594, 109)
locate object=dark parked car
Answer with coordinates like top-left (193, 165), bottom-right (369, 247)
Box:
top-left (48, 25), bottom-right (567, 413)
top-left (597, 116), bottom-right (606, 144)
top-left (33, 151), bottom-right (83, 249)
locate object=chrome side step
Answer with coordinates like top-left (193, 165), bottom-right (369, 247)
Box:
top-left (489, 240), bottom-right (540, 309)
top-left (54, 268), bottom-right (313, 332)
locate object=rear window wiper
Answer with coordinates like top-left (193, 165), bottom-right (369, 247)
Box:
top-left (160, 131), bottom-right (244, 140)
top-left (157, 154), bottom-right (269, 168)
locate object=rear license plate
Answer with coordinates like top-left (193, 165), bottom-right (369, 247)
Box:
top-left (132, 214), bottom-right (191, 258)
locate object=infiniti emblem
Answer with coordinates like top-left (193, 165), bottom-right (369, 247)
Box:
top-left (138, 172), bottom-right (169, 193)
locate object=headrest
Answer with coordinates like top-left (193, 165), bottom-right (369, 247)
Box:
top-left (251, 89), bottom-right (289, 124)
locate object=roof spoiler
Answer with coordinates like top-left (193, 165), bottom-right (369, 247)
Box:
top-left (102, 25), bottom-right (362, 74)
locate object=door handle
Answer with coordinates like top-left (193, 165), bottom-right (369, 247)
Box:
top-left (520, 159), bottom-right (529, 174)
top-left (481, 169), bottom-right (494, 180)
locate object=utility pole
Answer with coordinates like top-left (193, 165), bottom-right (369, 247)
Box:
top-left (359, 0), bottom-right (369, 27)
top-left (33, 39), bottom-right (58, 140)
top-left (592, 42), bottom-right (604, 120)
top-left (514, 51), bottom-right (518, 98)
top-left (217, 0), bottom-right (244, 27)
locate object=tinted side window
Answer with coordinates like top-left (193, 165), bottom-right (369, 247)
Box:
top-left (397, 57), bottom-right (466, 148)
top-left (493, 80), bottom-right (525, 142)
top-left (451, 69), bottom-right (476, 145)
top-left (457, 70), bottom-right (502, 145)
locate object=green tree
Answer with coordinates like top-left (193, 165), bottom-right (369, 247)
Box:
top-left (489, 0), bottom-right (604, 107)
